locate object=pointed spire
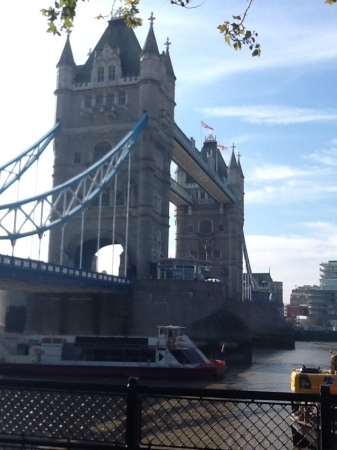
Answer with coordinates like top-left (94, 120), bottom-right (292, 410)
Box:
top-left (237, 152), bottom-right (244, 178)
top-left (142, 12), bottom-right (160, 55)
top-left (57, 31), bottom-right (75, 67)
top-left (162, 48), bottom-right (175, 78)
top-left (228, 143), bottom-right (239, 170)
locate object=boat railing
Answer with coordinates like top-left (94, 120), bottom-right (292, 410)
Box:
top-left (0, 377), bottom-right (334, 449)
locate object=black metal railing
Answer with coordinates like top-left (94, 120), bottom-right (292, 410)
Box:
top-left (0, 377), bottom-right (335, 450)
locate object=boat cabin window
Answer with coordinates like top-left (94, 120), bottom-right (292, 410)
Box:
top-left (17, 343), bottom-right (29, 355)
top-left (159, 327), bottom-right (183, 339)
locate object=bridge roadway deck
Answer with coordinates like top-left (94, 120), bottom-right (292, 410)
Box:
top-left (171, 123), bottom-right (236, 206)
top-left (0, 254), bottom-right (132, 293)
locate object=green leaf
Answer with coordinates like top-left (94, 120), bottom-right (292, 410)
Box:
top-left (252, 48), bottom-right (261, 57)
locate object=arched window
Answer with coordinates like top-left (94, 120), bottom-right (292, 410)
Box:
top-left (199, 219), bottom-right (212, 234)
top-left (97, 67), bottom-right (104, 82)
top-left (84, 95), bottom-right (92, 108)
top-left (108, 65), bottom-right (116, 81)
top-left (106, 93), bottom-right (114, 106)
top-left (74, 152), bottom-right (81, 164)
top-left (118, 91), bottom-right (126, 105)
top-left (96, 94), bottom-right (103, 106)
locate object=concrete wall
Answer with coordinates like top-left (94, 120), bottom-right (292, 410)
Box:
top-left (0, 281), bottom-right (293, 352)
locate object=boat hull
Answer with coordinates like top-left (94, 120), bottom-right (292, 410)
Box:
top-left (0, 361), bottom-right (225, 380)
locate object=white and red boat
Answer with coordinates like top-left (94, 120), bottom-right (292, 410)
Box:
top-left (0, 325), bottom-right (226, 379)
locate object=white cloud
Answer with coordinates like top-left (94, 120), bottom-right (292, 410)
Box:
top-left (247, 165), bottom-right (309, 182)
top-left (306, 146), bottom-right (337, 167)
top-left (246, 222), bottom-right (337, 302)
top-left (199, 105), bottom-right (337, 125)
top-left (244, 158), bottom-right (337, 204)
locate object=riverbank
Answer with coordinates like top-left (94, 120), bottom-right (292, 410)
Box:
top-left (295, 329), bottom-right (337, 342)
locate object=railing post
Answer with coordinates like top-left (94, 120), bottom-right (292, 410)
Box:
top-left (320, 385), bottom-right (332, 450)
top-left (126, 377), bottom-right (141, 449)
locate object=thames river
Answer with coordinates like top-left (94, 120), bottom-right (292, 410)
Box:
top-left (209, 340), bottom-right (336, 392)
top-left (136, 340), bottom-right (336, 392)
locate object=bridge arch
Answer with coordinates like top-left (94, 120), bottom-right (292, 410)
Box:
top-left (64, 229), bottom-right (134, 277)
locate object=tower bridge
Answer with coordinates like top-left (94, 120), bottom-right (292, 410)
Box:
top-left (0, 13), bottom-right (289, 348)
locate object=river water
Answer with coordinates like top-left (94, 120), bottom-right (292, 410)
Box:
top-left (208, 340), bottom-right (336, 392)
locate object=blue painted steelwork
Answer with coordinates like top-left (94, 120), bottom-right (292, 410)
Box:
top-left (0, 254), bottom-right (132, 292)
top-left (0, 113), bottom-right (147, 241)
top-left (0, 122), bottom-right (60, 195)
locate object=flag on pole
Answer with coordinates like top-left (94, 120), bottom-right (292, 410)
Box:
top-left (217, 144), bottom-right (228, 151)
top-left (201, 121), bottom-right (214, 131)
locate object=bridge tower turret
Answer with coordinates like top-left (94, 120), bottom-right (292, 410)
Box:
top-left (175, 135), bottom-right (244, 301)
top-left (49, 14), bottom-right (175, 279)
top-left (226, 147), bottom-right (245, 301)
top-left (55, 33), bottom-right (76, 124)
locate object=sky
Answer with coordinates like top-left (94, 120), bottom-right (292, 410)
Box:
top-left (1, 0), bottom-right (337, 303)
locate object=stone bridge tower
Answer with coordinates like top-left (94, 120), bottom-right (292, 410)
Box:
top-left (49, 13), bottom-right (176, 278)
top-left (175, 136), bottom-right (244, 301)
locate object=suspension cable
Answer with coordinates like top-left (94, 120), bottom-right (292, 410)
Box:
top-left (124, 154), bottom-right (131, 277)
top-left (80, 211), bottom-right (85, 269)
top-left (112, 174), bottom-right (117, 275)
top-left (96, 192), bottom-right (103, 271)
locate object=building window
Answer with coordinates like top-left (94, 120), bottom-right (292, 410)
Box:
top-left (108, 66), bottom-right (116, 81)
top-left (219, 223), bottom-right (224, 232)
top-left (84, 95), bottom-right (92, 108)
top-left (153, 195), bottom-right (161, 213)
top-left (94, 141), bottom-right (111, 161)
top-left (118, 91), bottom-right (126, 105)
top-left (74, 152), bottom-right (81, 164)
top-left (199, 219), bottom-right (212, 233)
top-left (97, 67), bottom-right (104, 82)
top-left (187, 224), bottom-right (193, 233)
top-left (106, 93), bottom-right (114, 106)
top-left (96, 94), bottom-right (103, 106)
top-left (214, 249), bottom-right (221, 258)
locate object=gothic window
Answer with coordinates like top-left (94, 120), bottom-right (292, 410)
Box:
top-left (96, 94), bottom-right (103, 106)
top-left (93, 141), bottom-right (111, 161)
top-left (97, 67), bottom-right (104, 82)
top-left (118, 91), bottom-right (126, 105)
top-left (199, 219), bottom-right (212, 234)
top-left (74, 152), bottom-right (81, 164)
top-left (84, 95), bottom-right (92, 108)
top-left (185, 173), bottom-right (195, 184)
top-left (108, 66), bottom-right (116, 81)
top-left (106, 93), bottom-right (114, 106)
top-left (187, 224), bottom-right (193, 233)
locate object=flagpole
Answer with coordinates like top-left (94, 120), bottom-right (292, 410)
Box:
top-left (200, 123), bottom-right (202, 149)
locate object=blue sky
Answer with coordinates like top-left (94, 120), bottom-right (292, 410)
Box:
top-left (1, 0), bottom-right (337, 303)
